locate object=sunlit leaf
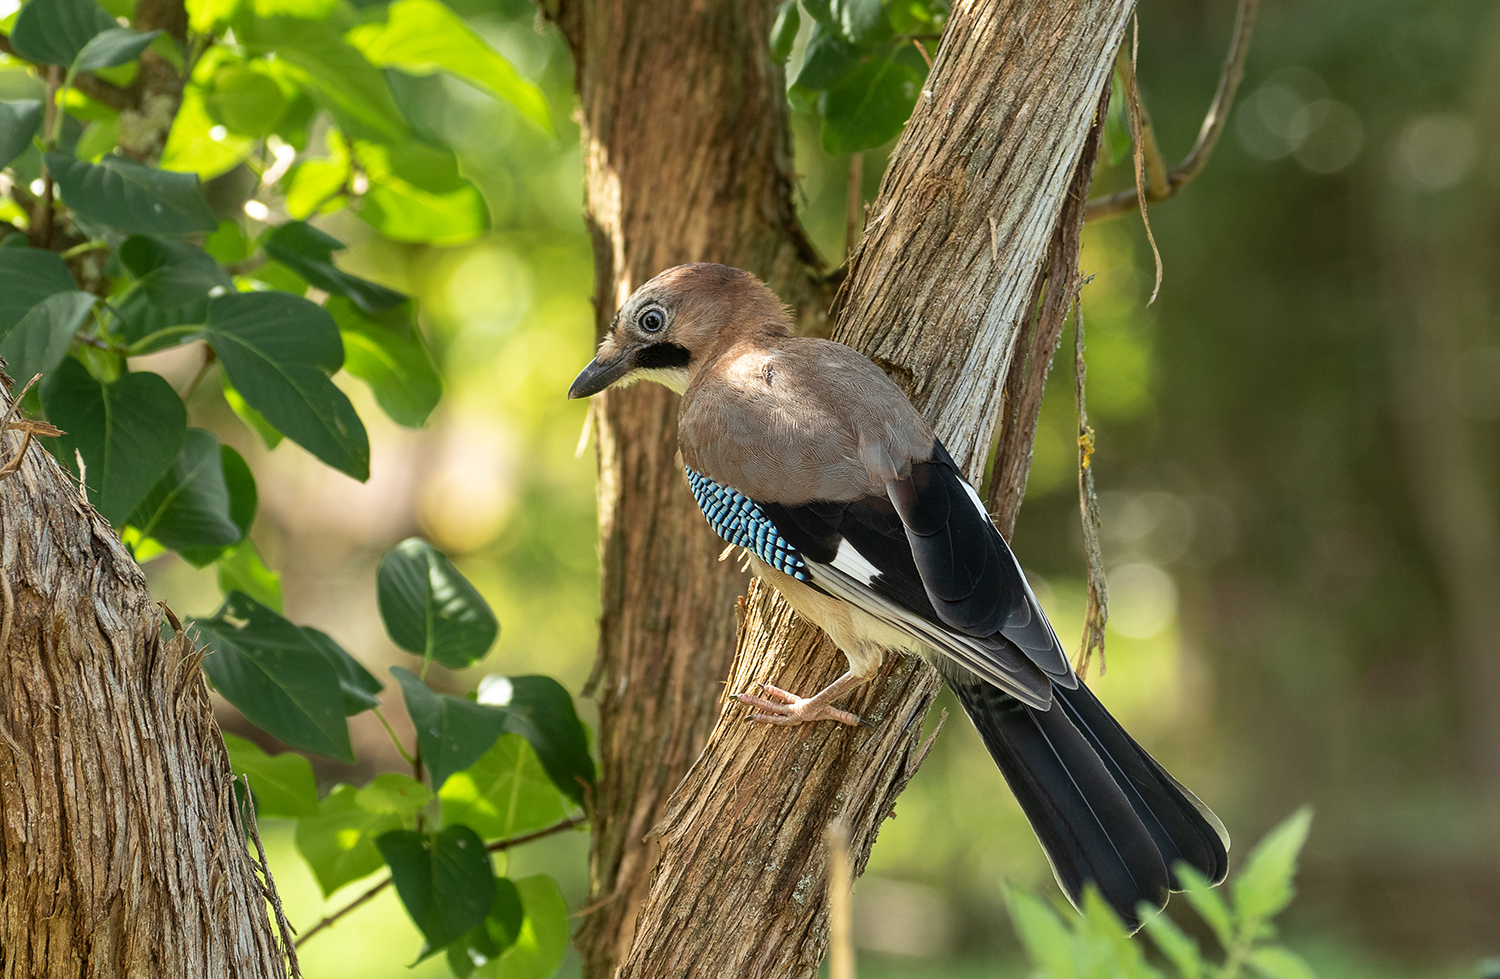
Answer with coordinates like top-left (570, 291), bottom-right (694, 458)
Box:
top-left (296, 783), bottom-right (401, 896)
top-left (1137, 904), bottom-right (1203, 979)
top-left (223, 731), bottom-right (319, 819)
top-left (207, 63), bottom-right (287, 138)
top-left (222, 376), bottom-right (284, 450)
top-left (40, 359), bottom-right (187, 524)
top-left (478, 875), bottom-right (569, 979)
top-left (215, 539), bottom-right (283, 611)
top-left (439, 734), bottom-right (571, 840)
top-left (0, 100), bottom-right (43, 170)
top-left (0, 291), bottom-right (96, 387)
top-left (769, 0), bottom-right (799, 64)
top-left (193, 591), bottom-right (354, 762)
top-left (330, 296), bottom-right (441, 428)
top-left (476, 674), bottom-right (593, 804)
top-left (1232, 807), bottom-right (1312, 926)
top-left (1248, 946), bottom-right (1319, 979)
top-left (194, 291), bottom-right (370, 481)
top-left (46, 152), bottom-right (218, 233)
top-left (129, 427), bottom-right (241, 553)
top-left (353, 140), bottom-right (488, 245)
top-left (346, 0), bottom-right (552, 135)
top-left (7, 0), bottom-right (116, 68)
top-left (187, 0), bottom-right (241, 34)
top-left (356, 773), bottom-right (431, 819)
top-left (1174, 863), bottom-right (1234, 950)
top-left (160, 84), bottom-right (256, 179)
top-left (378, 538), bottom-right (498, 669)
top-left (377, 826), bottom-right (495, 958)
top-left (1005, 885), bottom-right (1079, 979)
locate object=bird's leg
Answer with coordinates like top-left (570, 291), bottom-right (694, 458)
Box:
top-left (735, 671), bottom-right (866, 727)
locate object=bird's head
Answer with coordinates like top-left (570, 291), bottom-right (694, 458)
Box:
top-left (568, 263), bottom-right (790, 399)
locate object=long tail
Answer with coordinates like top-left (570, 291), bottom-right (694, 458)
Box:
top-left (941, 663), bottom-right (1229, 929)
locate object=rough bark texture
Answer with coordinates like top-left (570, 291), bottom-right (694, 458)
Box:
top-left (0, 388), bottom-right (286, 977)
top-left (616, 2), bottom-right (1129, 976)
top-left (542, 3), bottom-right (827, 975)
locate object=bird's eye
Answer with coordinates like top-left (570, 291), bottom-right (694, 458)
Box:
top-left (639, 308), bottom-right (666, 333)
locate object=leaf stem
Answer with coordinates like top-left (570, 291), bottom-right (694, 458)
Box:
top-left (292, 814), bottom-right (586, 949)
top-left (372, 705), bottom-right (417, 768)
top-left (59, 240), bottom-right (110, 260)
top-left (124, 324), bottom-right (199, 356)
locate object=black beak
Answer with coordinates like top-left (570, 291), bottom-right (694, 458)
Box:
top-left (568, 348), bottom-right (637, 399)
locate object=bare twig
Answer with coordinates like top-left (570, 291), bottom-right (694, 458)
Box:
top-left (1122, 18), bottom-right (1164, 306)
top-left (242, 775), bottom-right (303, 978)
top-left (845, 152), bottom-right (864, 260)
top-left (294, 814), bottom-right (587, 949)
top-left (1086, 0), bottom-right (1259, 221)
top-left (0, 374), bottom-right (45, 482)
top-left (1071, 298), bottom-right (1108, 679)
top-left (35, 66), bottom-right (60, 251)
top-left (0, 36), bottom-right (133, 111)
top-left (911, 36), bottom-right (934, 71)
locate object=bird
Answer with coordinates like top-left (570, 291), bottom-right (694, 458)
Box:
top-left (568, 262), bottom-right (1229, 928)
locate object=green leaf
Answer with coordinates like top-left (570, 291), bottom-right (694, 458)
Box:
top-left (216, 539), bottom-right (283, 611)
top-left (391, 666), bottom-right (508, 793)
top-left (476, 674), bottom-right (593, 804)
top-left (7, 0), bottom-right (116, 68)
top-left (353, 140), bottom-right (489, 245)
top-left (377, 826), bottom-right (495, 958)
top-left (240, 17), bottom-right (407, 143)
top-left (792, 24), bottom-right (860, 91)
top-left (477, 875), bottom-right (569, 979)
top-left (345, 0), bottom-right (552, 135)
top-left (378, 538), bottom-right (499, 669)
top-left (0, 291), bottom-right (96, 387)
top-left (0, 100), bottom-right (43, 169)
top-left (1248, 946), bottom-right (1319, 979)
top-left (194, 291), bottom-right (370, 480)
top-left (208, 63), bottom-right (286, 138)
top-left (301, 625), bottom-right (383, 715)
top-left (74, 116), bottom-right (120, 162)
top-left (282, 156), bottom-right (349, 218)
top-left (1232, 808), bottom-right (1312, 926)
top-left (46, 152), bottom-right (219, 234)
top-left (1137, 904), bottom-right (1203, 979)
top-left (446, 878), bottom-right (524, 978)
top-left (179, 443), bottom-right (256, 566)
top-left (187, 0), bottom-right (241, 34)
top-left (160, 84), bottom-right (256, 179)
top-left (193, 590), bottom-right (354, 762)
top-left (0, 248), bottom-right (79, 344)
top-left (223, 731), bottom-right (319, 818)
top-left (1006, 885), bottom-right (1079, 979)
top-left (819, 54), bottom-right (921, 155)
top-left (75, 27), bottom-right (162, 71)
top-left (356, 773), bottom-right (431, 818)
top-left (40, 359), bottom-right (187, 524)
top-left (831, 0), bottom-right (892, 45)
top-left (769, 0), bottom-right (800, 64)
top-left (1174, 863), bottom-right (1234, 950)
top-left (296, 783), bottom-right (402, 896)
top-left (222, 376), bottom-right (283, 449)
top-left (263, 221), bottom-right (405, 312)
top-left (439, 734), bottom-right (571, 840)
top-left (330, 296), bottom-right (441, 428)
top-left (128, 427), bottom-right (241, 553)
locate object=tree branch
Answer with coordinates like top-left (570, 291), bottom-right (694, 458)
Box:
top-left (1085, 0), bottom-right (1259, 221)
top-left (0, 36), bottom-right (135, 111)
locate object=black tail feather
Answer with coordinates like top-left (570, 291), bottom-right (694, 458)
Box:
top-left (942, 663), bottom-right (1229, 929)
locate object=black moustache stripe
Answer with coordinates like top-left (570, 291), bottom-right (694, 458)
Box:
top-left (636, 343), bottom-right (691, 370)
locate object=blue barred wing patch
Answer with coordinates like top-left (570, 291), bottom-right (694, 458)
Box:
top-left (684, 468), bottom-right (808, 580)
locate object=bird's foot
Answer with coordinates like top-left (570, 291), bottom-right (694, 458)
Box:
top-left (734, 672), bottom-right (863, 727)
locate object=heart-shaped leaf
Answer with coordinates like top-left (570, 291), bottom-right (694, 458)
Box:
top-left (439, 734), bottom-right (571, 840)
top-left (40, 359), bottom-right (187, 524)
top-left (7, 0), bottom-right (116, 68)
top-left (45, 152), bottom-right (218, 234)
top-left (301, 625), bottom-right (382, 716)
top-left (194, 291), bottom-right (369, 480)
top-left (0, 248), bottom-right (79, 344)
top-left (0, 291), bottom-right (96, 387)
top-left (476, 674), bottom-right (593, 804)
top-left (192, 591), bottom-right (354, 762)
top-left (378, 538), bottom-right (498, 669)
top-left (377, 826), bottom-right (495, 958)
top-left (391, 666), bottom-right (507, 792)
top-left (129, 427), bottom-right (241, 554)
top-left (0, 101), bottom-right (43, 170)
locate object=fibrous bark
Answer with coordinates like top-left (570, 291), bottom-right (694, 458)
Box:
top-left (0, 385), bottom-right (285, 978)
top-left (542, 2), bottom-right (825, 975)
top-left (617, 2), bottom-right (1130, 976)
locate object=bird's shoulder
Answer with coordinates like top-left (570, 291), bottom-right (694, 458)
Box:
top-left (679, 337), bottom-right (933, 504)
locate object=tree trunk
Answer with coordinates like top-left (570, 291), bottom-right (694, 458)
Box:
top-left (616, 1), bottom-right (1128, 975)
top-left (0, 386), bottom-right (286, 976)
top-left (541, 2), bottom-right (826, 976)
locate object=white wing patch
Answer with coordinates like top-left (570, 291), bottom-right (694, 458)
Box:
top-left (829, 540), bottom-right (883, 585)
top-left (959, 479), bottom-right (991, 521)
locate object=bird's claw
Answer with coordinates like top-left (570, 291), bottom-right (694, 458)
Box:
top-left (735, 684), bottom-right (861, 727)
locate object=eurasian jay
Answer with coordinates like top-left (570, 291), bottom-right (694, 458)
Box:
top-left (569, 263), bottom-right (1229, 927)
